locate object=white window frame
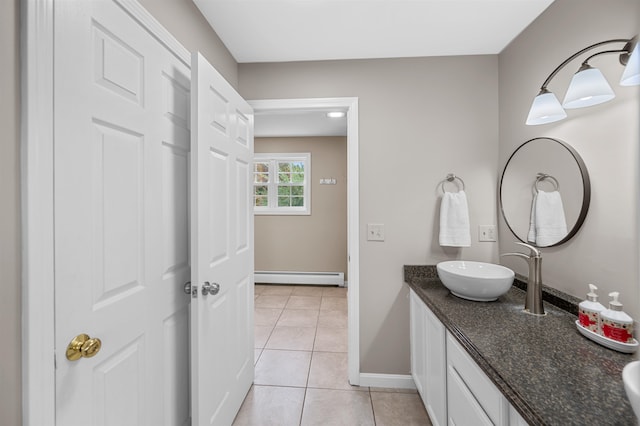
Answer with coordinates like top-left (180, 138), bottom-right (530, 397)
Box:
top-left (254, 152), bottom-right (311, 215)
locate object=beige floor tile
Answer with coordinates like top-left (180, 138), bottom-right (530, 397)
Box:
top-left (301, 388), bottom-right (375, 426)
top-left (318, 309), bottom-right (348, 328)
top-left (322, 287), bottom-right (347, 298)
top-left (320, 296), bottom-right (347, 312)
top-left (308, 352), bottom-right (367, 391)
top-left (232, 385), bottom-right (305, 426)
top-left (254, 284), bottom-right (268, 295)
top-left (266, 325), bottom-right (316, 351)
top-left (314, 327), bottom-right (348, 352)
top-left (370, 392), bottom-right (431, 426)
top-left (255, 308), bottom-right (283, 326)
top-left (255, 325), bottom-right (274, 349)
top-left (285, 295), bottom-right (321, 310)
top-left (254, 349), bottom-right (262, 365)
top-left (255, 295), bottom-right (289, 309)
top-left (292, 286), bottom-right (325, 297)
top-left (254, 349), bottom-right (312, 387)
top-left (261, 285), bottom-right (294, 296)
top-left (277, 309), bottom-right (319, 328)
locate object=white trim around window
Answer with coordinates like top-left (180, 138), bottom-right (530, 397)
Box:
top-left (254, 152), bottom-right (311, 215)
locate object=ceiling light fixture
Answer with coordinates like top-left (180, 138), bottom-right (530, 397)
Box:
top-left (526, 36), bottom-right (639, 126)
top-left (327, 111), bottom-right (346, 118)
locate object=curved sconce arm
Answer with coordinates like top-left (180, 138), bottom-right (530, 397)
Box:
top-left (537, 38), bottom-right (631, 92)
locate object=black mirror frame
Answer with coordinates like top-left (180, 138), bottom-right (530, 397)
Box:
top-left (499, 137), bottom-right (591, 248)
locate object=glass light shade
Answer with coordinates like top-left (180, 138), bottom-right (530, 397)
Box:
top-left (526, 90), bottom-right (567, 125)
top-left (562, 66), bottom-right (615, 109)
top-left (620, 42), bottom-right (640, 86)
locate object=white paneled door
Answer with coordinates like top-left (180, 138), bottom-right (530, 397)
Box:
top-left (53, 1), bottom-right (253, 425)
top-left (190, 52), bottom-right (255, 426)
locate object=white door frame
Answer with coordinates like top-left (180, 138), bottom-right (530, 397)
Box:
top-left (21, 1), bottom-right (192, 424)
top-left (248, 98), bottom-right (360, 385)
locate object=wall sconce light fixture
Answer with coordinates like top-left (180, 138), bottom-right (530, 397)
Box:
top-left (526, 36), bottom-right (639, 125)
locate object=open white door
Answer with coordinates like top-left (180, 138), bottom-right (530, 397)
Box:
top-left (190, 52), bottom-right (255, 426)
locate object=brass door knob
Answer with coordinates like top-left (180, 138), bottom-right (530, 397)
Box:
top-left (66, 333), bottom-right (102, 361)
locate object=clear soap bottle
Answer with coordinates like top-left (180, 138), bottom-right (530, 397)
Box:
top-left (600, 292), bottom-right (634, 343)
top-left (578, 284), bottom-right (605, 333)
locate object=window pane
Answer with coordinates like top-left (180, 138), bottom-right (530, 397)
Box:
top-left (254, 196), bottom-right (268, 207)
top-left (255, 185), bottom-right (268, 195)
top-left (278, 186), bottom-right (291, 196)
top-left (278, 162), bottom-right (291, 173)
top-left (254, 173), bottom-right (269, 183)
top-left (292, 162), bottom-right (304, 172)
top-left (255, 162), bottom-right (269, 173)
top-left (292, 197), bottom-right (304, 207)
top-left (292, 173), bottom-right (304, 183)
top-left (291, 186), bottom-right (304, 196)
top-left (278, 173), bottom-right (290, 183)
top-left (278, 197), bottom-right (291, 207)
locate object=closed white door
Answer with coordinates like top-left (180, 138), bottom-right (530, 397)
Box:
top-left (54, 1), bottom-right (191, 425)
top-left (190, 52), bottom-right (255, 426)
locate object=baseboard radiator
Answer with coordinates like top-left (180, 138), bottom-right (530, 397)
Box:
top-left (254, 270), bottom-right (345, 286)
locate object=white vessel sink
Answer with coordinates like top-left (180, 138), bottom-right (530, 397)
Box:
top-left (436, 261), bottom-right (515, 302)
top-left (623, 360), bottom-right (640, 421)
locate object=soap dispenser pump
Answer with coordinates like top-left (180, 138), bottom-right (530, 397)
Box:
top-left (578, 284), bottom-right (605, 333)
top-left (600, 292), bottom-right (634, 343)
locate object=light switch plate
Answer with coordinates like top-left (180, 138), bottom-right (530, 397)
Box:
top-left (367, 223), bottom-right (385, 241)
top-left (478, 225), bottom-right (497, 242)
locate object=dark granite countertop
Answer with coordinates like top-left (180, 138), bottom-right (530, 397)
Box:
top-left (404, 265), bottom-right (637, 426)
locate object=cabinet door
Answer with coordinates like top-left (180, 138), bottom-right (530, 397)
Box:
top-left (424, 305), bottom-right (447, 426)
top-left (410, 290), bottom-right (427, 397)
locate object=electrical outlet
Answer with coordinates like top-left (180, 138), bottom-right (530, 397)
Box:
top-left (367, 223), bottom-right (385, 241)
top-left (478, 225), bottom-right (497, 242)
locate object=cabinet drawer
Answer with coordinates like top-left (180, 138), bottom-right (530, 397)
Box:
top-left (447, 363), bottom-right (493, 426)
top-left (447, 333), bottom-right (506, 424)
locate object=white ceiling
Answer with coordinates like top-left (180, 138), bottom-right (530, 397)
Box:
top-left (192, 0), bottom-right (555, 137)
top-left (192, 0), bottom-right (555, 64)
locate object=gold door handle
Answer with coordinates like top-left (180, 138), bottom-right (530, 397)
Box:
top-left (66, 333), bottom-right (102, 361)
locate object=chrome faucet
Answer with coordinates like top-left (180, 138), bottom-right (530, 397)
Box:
top-left (501, 242), bottom-right (545, 316)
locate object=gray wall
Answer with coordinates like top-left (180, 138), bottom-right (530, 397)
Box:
top-left (499, 0), bottom-right (640, 319)
top-left (1, 1), bottom-right (21, 424)
top-left (255, 137), bottom-right (348, 280)
top-left (138, 0), bottom-right (238, 88)
top-left (240, 56), bottom-right (500, 374)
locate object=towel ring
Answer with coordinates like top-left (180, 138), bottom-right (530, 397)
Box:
top-left (440, 173), bottom-right (465, 193)
top-left (534, 173), bottom-right (559, 193)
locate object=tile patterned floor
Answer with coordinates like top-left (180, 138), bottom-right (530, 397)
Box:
top-left (233, 284), bottom-right (432, 426)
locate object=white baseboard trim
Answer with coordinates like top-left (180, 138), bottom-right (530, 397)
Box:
top-left (358, 373), bottom-right (417, 390)
top-left (255, 270), bottom-right (344, 286)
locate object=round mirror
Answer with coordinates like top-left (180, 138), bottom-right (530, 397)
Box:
top-left (500, 137), bottom-right (590, 247)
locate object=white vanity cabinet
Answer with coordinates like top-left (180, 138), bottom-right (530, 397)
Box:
top-left (409, 290), bottom-right (447, 426)
top-left (409, 289), bottom-right (529, 426)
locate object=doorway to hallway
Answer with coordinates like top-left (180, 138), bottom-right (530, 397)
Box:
top-left (249, 98), bottom-right (361, 386)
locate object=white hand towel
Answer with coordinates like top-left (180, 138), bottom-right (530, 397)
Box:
top-left (439, 190), bottom-right (471, 247)
top-left (527, 193), bottom-right (537, 243)
top-left (534, 190), bottom-right (567, 246)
